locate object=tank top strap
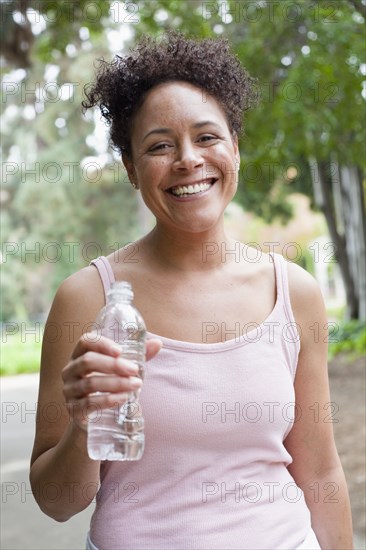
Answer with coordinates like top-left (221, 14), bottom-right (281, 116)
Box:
top-left (90, 256), bottom-right (115, 302)
top-left (271, 252), bottom-right (297, 326)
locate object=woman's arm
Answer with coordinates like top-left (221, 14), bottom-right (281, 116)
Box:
top-left (285, 262), bottom-right (353, 550)
top-left (30, 267), bottom-right (161, 522)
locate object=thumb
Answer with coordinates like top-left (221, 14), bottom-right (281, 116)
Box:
top-left (146, 338), bottom-right (163, 361)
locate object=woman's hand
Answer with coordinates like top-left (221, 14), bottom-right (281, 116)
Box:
top-left (62, 334), bottom-right (162, 429)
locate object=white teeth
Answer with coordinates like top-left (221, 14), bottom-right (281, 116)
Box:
top-left (170, 181), bottom-right (213, 196)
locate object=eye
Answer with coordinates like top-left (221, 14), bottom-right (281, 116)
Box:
top-left (198, 135), bottom-right (219, 144)
top-left (149, 143), bottom-right (173, 153)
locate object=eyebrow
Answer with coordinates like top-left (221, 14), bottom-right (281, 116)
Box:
top-left (142, 121), bottom-right (221, 143)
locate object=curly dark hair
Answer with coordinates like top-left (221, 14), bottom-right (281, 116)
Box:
top-left (82, 32), bottom-right (259, 158)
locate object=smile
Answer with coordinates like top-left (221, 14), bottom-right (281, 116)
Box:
top-left (167, 179), bottom-right (217, 197)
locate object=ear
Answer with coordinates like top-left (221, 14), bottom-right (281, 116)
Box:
top-left (231, 133), bottom-right (240, 166)
top-left (122, 153), bottom-right (138, 189)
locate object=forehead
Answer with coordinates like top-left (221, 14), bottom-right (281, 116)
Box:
top-left (132, 81), bottom-right (229, 133)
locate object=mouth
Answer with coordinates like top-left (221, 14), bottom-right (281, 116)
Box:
top-left (166, 178), bottom-right (218, 197)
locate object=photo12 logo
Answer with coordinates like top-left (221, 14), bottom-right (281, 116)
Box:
top-left (201, 1), bottom-right (339, 24)
top-left (1, 2), bottom-right (140, 26)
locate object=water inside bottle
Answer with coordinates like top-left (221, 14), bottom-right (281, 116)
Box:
top-left (88, 407), bottom-right (145, 461)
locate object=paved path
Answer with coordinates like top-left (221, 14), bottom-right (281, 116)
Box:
top-left (1, 374), bottom-right (92, 550)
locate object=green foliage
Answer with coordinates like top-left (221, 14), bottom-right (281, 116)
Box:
top-left (1, 0), bottom-right (364, 322)
top-left (1, 25), bottom-right (139, 321)
top-left (33, 0), bottom-right (111, 63)
top-left (328, 320), bottom-right (366, 360)
top-left (1, 332), bottom-right (42, 376)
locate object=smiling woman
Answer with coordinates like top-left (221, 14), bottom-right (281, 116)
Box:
top-left (29, 32), bottom-right (353, 550)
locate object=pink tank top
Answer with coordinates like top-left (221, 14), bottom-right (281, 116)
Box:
top-left (88, 254), bottom-right (321, 550)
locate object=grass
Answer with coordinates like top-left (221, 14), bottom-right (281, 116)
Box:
top-left (1, 332), bottom-right (42, 376)
top-left (328, 320), bottom-right (366, 361)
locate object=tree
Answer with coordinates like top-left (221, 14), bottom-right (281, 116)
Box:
top-left (0, 0), bottom-right (111, 67)
top-left (1, 1), bottom-right (138, 320)
top-left (1, 0), bottom-right (365, 320)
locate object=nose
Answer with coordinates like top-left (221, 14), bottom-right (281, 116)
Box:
top-left (172, 140), bottom-right (204, 171)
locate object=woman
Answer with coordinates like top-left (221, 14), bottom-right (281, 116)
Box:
top-left (30, 33), bottom-right (353, 549)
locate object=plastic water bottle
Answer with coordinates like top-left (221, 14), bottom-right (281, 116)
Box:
top-left (87, 281), bottom-right (146, 461)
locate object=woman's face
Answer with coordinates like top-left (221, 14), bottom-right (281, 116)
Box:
top-left (124, 81), bottom-right (240, 234)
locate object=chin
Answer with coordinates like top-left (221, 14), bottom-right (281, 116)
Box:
top-left (176, 216), bottom-right (222, 234)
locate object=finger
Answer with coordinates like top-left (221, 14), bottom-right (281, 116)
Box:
top-left (146, 338), bottom-right (163, 361)
top-left (66, 392), bottom-right (131, 426)
top-left (71, 332), bottom-right (122, 360)
top-left (62, 352), bottom-right (140, 382)
top-left (64, 373), bottom-right (143, 399)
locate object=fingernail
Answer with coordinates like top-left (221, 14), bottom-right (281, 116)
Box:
top-left (129, 377), bottom-right (143, 388)
top-left (111, 345), bottom-right (121, 355)
top-left (117, 359), bottom-right (138, 373)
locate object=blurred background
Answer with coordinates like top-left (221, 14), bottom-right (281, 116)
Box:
top-left (1, 0), bottom-right (365, 548)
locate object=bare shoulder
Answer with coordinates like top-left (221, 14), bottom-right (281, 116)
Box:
top-left (52, 264), bottom-right (105, 323)
top-left (286, 260), bottom-right (327, 324)
top-left (287, 262), bottom-right (327, 343)
top-left (57, 264), bottom-right (102, 296)
top-left (287, 260), bottom-right (322, 297)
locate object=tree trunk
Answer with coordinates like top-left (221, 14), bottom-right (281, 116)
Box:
top-left (309, 157), bottom-right (364, 320)
top-left (339, 165), bottom-right (366, 321)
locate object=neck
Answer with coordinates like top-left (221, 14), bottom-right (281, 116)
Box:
top-left (140, 222), bottom-right (238, 272)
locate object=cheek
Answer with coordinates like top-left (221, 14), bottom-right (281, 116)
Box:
top-left (220, 153), bottom-right (239, 182)
top-left (137, 158), bottom-right (169, 181)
